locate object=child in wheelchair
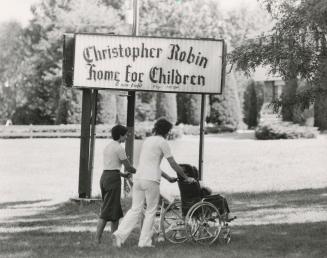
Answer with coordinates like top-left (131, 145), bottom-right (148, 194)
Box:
top-left (177, 164), bottom-right (235, 222)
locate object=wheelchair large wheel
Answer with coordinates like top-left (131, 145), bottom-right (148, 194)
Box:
top-left (185, 201), bottom-right (222, 245)
top-left (160, 200), bottom-right (188, 244)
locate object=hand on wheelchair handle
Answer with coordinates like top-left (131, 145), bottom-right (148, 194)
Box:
top-left (169, 177), bottom-right (178, 183)
top-left (122, 173), bottom-right (132, 179)
top-left (184, 177), bottom-right (196, 184)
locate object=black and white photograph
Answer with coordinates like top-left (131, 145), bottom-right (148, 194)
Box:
top-left (0, 0), bottom-right (326, 257)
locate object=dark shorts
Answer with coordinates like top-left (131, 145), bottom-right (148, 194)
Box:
top-left (99, 170), bottom-right (123, 222)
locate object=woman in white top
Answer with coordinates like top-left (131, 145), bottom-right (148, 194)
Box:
top-left (95, 125), bottom-right (136, 244)
top-left (113, 118), bottom-right (195, 248)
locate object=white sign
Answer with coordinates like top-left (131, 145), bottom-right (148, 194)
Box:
top-left (73, 34), bottom-right (225, 94)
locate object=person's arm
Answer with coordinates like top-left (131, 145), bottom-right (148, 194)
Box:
top-left (161, 170), bottom-right (177, 183)
top-left (167, 157), bottom-right (195, 184)
top-left (116, 144), bottom-right (136, 174)
top-left (121, 159), bottom-right (136, 174)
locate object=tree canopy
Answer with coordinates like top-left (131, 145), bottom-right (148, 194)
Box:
top-left (0, 0), bottom-right (277, 129)
top-left (230, 0), bottom-right (327, 129)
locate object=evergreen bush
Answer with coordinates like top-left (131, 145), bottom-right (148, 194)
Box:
top-left (208, 73), bottom-right (241, 132)
top-left (243, 80), bottom-right (264, 128)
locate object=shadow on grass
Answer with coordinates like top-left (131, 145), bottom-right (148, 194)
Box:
top-left (0, 188), bottom-right (326, 257)
top-left (229, 187), bottom-right (327, 212)
top-left (1, 222), bottom-right (326, 257)
top-left (0, 199), bottom-right (51, 209)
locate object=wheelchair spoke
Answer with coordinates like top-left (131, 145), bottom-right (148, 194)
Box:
top-left (169, 207), bottom-right (184, 220)
top-left (202, 206), bottom-right (211, 218)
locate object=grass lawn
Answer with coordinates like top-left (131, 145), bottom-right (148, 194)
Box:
top-left (0, 188), bottom-right (326, 258)
top-left (0, 133), bottom-right (327, 257)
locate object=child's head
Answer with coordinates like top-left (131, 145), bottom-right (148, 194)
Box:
top-left (179, 164), bottom-right (199, 180)
top-left (111, 124), bottom-right (128, 142)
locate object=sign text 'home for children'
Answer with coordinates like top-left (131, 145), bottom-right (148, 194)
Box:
top-left (73, 34), bottom-right (225, 94)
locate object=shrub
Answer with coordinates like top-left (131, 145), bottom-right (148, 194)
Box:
top-left (177, 124), bottom-right (200, 135)
top-left (134, 121), bottom-right (182, 140)
top-left (208, 72), bottom-right (241, 132)
top-left (255, 119), bottom-right (319, 140)
top-left (243, 80), bottom-right (264, 128)
top-left (135, 102), bottom-right (156, 122)
top-left (0, 123), bottom-right (181, 140)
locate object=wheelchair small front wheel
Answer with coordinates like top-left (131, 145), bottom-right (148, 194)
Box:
top-left (219, 226), bottom-right (231, 244)
top-left (161, 200), bottom-right (188, 244)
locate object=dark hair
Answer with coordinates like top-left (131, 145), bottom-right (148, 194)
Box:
top-left (153, 118), bottom-right (173, 137)
top-left (111, 124), bottom-right (128, 140)
top-left (178, 164), bottom-right (199, 180)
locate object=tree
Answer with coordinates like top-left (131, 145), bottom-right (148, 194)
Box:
top-left (0, 21), bottom-right (26, 124)
top-left (222, 3), bottom-right (272, 50)
top-left (177, 94), bottom-right (201, 125)
top-left (139, 0), bottom-right (223, 124)
top-left (155, 93), bottom-right (177, 124)
top-left (135, 92), bottom-right (156, 122)
top-left (56, 87), bottom-right (81, 124)
top-left (138, 0), bottom-right (271, 125)
top-left (230, 0), bottom-right (327, 130)
top-left (97, 91), bottom-right (117, 124)
top-left (8, 0), bottom-right (127, 124)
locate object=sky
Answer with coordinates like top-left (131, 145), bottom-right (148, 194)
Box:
top-left (0, 0), bottom-right (258, 26)
top-left (0, 0), bottom-right (38, 26)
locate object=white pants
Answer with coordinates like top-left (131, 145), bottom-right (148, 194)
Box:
top-left (114, 179), bottom-right (160, 247)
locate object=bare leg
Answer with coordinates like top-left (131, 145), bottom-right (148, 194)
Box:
top-left (95, 218), bottom-right (107, 243)
top-left (111, 220), bottom-right (119, 233)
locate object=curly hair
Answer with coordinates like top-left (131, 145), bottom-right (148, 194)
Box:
top-left (178, 164), bottom-right (199, 180)
top-left (111, 124), bottom-right (128, 140)
top-left (152, 117), bottom-right (173, 137)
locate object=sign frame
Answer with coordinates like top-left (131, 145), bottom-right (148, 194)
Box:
top-left (71, 33), bottom-right (226, 95)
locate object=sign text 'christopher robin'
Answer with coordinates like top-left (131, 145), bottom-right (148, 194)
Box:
top-left (73, 34), bottom-right (225, 94)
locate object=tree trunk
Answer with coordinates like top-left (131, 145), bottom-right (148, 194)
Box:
top-left (314, 92), bottom-right (327, 130)
top-left (281, 78), bottom-right (298, 122)
top-left (314, 58), bottom-right (327, 130)
top-left (313, 36), bottom-right (327, 130)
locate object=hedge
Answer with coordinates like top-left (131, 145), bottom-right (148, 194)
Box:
top-left (0, 123), bottom-right (183, 140)
top-left (255, 118), bottom-right (319, 140)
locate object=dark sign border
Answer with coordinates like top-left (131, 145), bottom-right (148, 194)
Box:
top-left (71, 33), bottom-right (226, 95)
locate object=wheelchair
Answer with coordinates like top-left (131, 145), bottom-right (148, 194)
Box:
top-left (158, 193), bottom-right (234, 245)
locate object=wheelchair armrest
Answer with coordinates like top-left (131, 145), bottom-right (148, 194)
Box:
top-left (201, 194), bottom-right (224, 202)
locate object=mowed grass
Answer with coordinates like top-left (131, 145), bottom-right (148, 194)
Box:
top-left (1, 133), bottom-right (326, 202)
top-left (0, 188), bottom-right (326, 258)
top-left (0, 133), bottom-right (327, 257)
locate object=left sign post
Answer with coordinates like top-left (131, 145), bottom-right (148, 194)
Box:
top-left (63, 33), bottom-right (94, 198)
